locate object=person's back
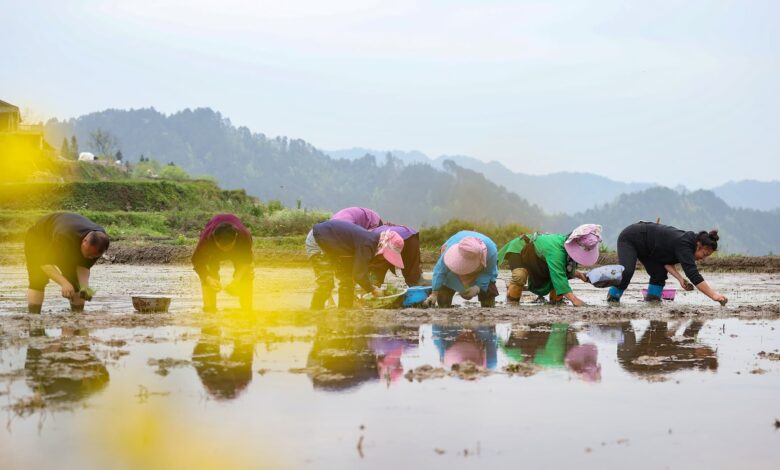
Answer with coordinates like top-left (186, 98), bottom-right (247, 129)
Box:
top-left (646, 223), bottom-right (696, 264)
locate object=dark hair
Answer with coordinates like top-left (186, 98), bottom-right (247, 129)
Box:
top-left (696, 229), bottom-right (719, 251)
top-left (214, 222), bottom-right (238, 245)
top-left (87, 231), bottom-right (110, 252)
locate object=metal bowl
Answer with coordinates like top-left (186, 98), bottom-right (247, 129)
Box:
top-left (131, 295), bottom-right (172, 313)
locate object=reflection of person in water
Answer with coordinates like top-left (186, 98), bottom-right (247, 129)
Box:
top-left (618, 320), bottom-right (717, 375)
top-left (24, 328), bottom-right (109, 403)
top-left (306, 325), bottom-right (378, 391)
top-left (499, 322), bottom-right (601, 381)
top-left (369, 327), bottom-right (418, 384)
top-left (432, 326), bottom-right (498, 369)
top-left (192, 326), bottom-right (254, 400)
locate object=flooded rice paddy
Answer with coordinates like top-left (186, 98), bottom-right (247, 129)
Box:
top-left (1, 265), bottom-right (779, 468)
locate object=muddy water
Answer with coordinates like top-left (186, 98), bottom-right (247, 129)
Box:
top-left (1, 266), bottom-right (780, 468)
top-left (0, 317), bottom-right (779, 469)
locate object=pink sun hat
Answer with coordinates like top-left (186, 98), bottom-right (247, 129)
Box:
top-left (564, 224), bottom-right (602, 267)
top-left (443, 236), bottom-right (487, 275)
top-left (376, 230), bottom-right (405, 269)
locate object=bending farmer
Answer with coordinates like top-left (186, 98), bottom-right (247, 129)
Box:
top-left (192, 214), bottom-right (254, 312)
top-left (608, 222), bottom-right (726, 305)
top-left (498, 224), bottom-right (602, 307)
top-left (424, 231), bottom-right (498, 308)
top-left (369, 224), bottom-right (424, 287)
top-left (308, 220), bottom-right (405, 309)
top-left (25, 212), bottom-right (110, 313)
top-left (330, 207), bottom-right (384, 230)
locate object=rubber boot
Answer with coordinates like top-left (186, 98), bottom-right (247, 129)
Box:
top-left (607, 287), bottom-right (623, 305)
top-left (644, 284), bottom-right (663, 303)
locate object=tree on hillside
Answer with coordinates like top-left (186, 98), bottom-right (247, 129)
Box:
top-left (115, 150), bottom-right (123, 162)
top-left (89, 128), bottom-right (118, 158)
top-left (61, 138), bottom-right (70, 159)
top-left (70, 136), bottom-right (79, 158)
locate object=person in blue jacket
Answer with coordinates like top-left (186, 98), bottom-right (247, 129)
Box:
top-left (423, 231), bottom-right (498, 308)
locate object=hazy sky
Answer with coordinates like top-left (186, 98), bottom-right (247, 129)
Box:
top-left (4, 0), bottom-right (779, 188)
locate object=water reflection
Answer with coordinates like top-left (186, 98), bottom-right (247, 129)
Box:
top-left (192, 326), bottom-right (254, 400)
top-left (4, 320), bottom-right (722, 408)
top-left (616, 320), bottom-right (718, 375)
top-left (24, 327), bottom-right (110, 403)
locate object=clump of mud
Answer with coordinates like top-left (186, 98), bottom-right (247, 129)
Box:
top-left (102, 243), bottom-right (192, 265)
top-left (404, 362), bottom-right (496, 382)
top-left (148, 357), bottom-right (192, 376)
top-left (502, 362), bottom-right (539, 377)
top-left (757, 351), bottom-right (780, 361)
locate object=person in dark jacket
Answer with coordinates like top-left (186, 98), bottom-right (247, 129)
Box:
top-left (192, 214), bottom-right (254, 312)
top-left (25, 212), bottom-right (110, 313)
top-left (608, 222), bottom-right (727, 305)
top-left (368, 224), bottom-right (424, 287)
top-left (307, 219), bottom-right (405, 309)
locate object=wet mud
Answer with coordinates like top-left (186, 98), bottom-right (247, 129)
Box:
top-left (2, 266), bottom-right (780, 468)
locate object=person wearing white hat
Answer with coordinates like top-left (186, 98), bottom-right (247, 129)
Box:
top-left (497, 224), bottom-right (602, 307)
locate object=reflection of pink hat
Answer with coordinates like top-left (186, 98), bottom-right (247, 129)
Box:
top-left (443, 237), bottom-right (487, 275)
top-left (443, 332), bottom-right (486, 368)
top-left (565, 224), bottom-right (602, 267)
top-left (565, 344), bottom-right (601, 383)
top-left (377, 231), bottom-right (405, 269)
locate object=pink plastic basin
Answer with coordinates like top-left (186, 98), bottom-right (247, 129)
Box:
top-left (641, 288), bottom-right (676, 300)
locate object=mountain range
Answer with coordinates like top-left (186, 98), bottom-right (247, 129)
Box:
top-left (327, 148), bottom-right (780, 214)
top-left (41, 107), bottom-right (780, 254)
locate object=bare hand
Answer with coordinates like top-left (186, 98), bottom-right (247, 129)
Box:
top-left (575, 271), bottom-right (589, 283)
top-left (680, 279), bottom-right (694, 291)
top-left (371, 287), bottom-right (385, 298)
top-left (713, 293), bottom-right (728, 306)
top-left (61, 282), bottom-right (76, 300)
top-left (571, 297), bottom-right (587, 307)
top-left (206, 277), bottom-right (222, 291)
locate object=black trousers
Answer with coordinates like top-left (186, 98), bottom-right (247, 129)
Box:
top-left (616, 223), bottom-right (668, 291)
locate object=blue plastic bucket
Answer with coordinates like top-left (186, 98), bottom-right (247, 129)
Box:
top-left (403, 286), bottom-right (432, 307)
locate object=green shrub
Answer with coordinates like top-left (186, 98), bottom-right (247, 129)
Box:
top-left (418, 218), bottom-right (533, 249)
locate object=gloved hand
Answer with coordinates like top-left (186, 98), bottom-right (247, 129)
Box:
top-left (422, 294), bottom-right (437, 308)
top-left (460, 286), bottom-right (480, 300)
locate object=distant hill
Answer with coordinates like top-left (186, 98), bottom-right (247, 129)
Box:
top-left (546, 187), bottom-right (780, 255)
top-left (42, 108), bottom-right (780, 253)
top-left (712, 180), bottom-right (780, 212)
top-left (44, 108), bottom-right (545, 228)
top-left (326, 148), bottom-right (655, 214)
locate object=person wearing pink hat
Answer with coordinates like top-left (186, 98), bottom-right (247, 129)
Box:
top-left (497, 224), bottom-right (602, 306)
top-left (308, 219), bottom-right (404, 309)
top-left (423, 231), bottom-right (499, 308)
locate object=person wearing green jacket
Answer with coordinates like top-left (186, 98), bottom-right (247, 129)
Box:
top-left (497, 224), bottom-right (602, 307)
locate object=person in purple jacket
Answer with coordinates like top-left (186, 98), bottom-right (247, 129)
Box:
top-left (192, 214), bottom-right (254, 312)
top-left (330, 207), bottom-right (384, 230)
top-left (369, 225), bottom-right (424, 287)
top-left (307, 219), bottom-right (404, 309)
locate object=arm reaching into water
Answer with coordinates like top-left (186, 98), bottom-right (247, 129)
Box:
top-left (695, 280), bottom-right (728, 305)
top-left (665, 265), bottom-right (694, 291)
